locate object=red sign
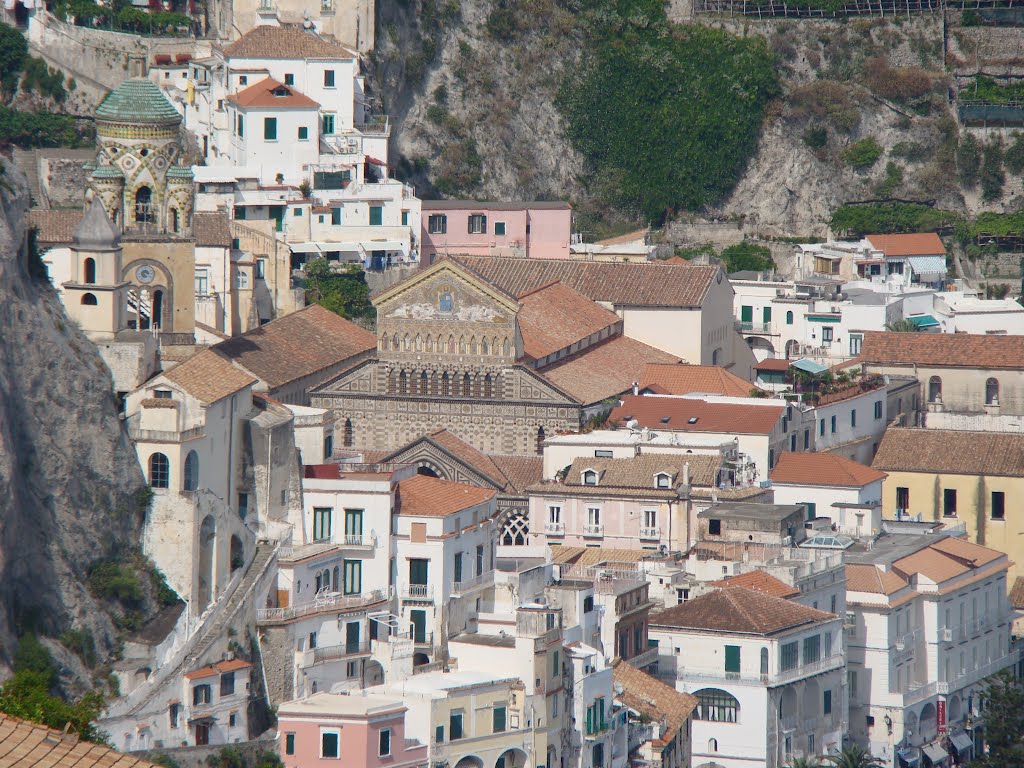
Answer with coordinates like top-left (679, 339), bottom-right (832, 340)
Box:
top-left (937, 698), bottom-right (947, 734)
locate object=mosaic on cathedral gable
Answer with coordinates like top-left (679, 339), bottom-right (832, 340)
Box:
top-left (380, 271), bottom-right (513, 326)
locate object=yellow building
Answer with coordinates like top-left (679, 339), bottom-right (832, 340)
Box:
top-left (872, 428), bottom-right (1024, 585)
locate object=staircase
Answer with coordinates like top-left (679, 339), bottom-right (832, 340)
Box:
top-left (11, 149), bottom-right (40, 204)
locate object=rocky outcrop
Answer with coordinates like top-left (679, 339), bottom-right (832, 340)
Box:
top-left (0, 156), bottom-right (152, 685)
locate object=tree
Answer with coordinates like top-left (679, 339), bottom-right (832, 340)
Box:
top-left (787, 758), bottom-right (821, 768)
top-left (721, 241), bottom-right (775, 273)
top-left (820, 744), bottom-right (884, 768)
top-left (0, 23), bottom-right (26, 91)
top-left (973, 671), bottom-right (1024, 768)
top-left (885, 319), bottom-right (917, 333)
top-left (302, 259), bottom-right (374, 323)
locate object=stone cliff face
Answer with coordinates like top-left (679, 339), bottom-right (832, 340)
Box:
top-left (0, 158), bottom-right (152, 684)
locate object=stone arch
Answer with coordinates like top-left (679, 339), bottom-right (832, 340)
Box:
top-left (947, 693), bottom-right (962, 723)
top-left (365, 659), bottom-right (385, 686)
top-left (482, 337), bottom-right (490, 355)
top-left (230, 534), bottom-right (244, 572)
top-left (800, 679), bottom-right (819, 718)
top-left (495, 747), bottom-right (529, 768)
top-left (463, 372), bottom-right (472, 396)
top-left (484, 373), bottom-right (494, 398)
top-left (415, 334), bottom-right (422, 352)
top-left (459, 335), bottom-right (466, 354)
top-left (746, 337), bottom-right (775, 363)
top-left (344, 418), bottom-right (354, 447)
top-left (399, 370), bottom-right (408, 395)
top-left (500, 510), bottom-right (529, 546)
top-left (380, 334), bottom-right (388, 352)
top-left (392, 333), bottom-right (400, 351)
top-left (197, 514), bottom-right (216, 610)
top-left (470, 336), bottom-right (478, 354)
top-left (455, 757), bottom-right (484, 768)
top-left (413, 652), bottom-right (431, 667)
top-left (447, 335), bottom-right (455, 353)
top-left (417, 463), bottom-right (442, 478)
top-left (503, 338), bottom-right (511, 356)
top-left (919, 701), bottom-right (937, 738)
top-left (420, 370), bottom-right (429, 394)
top-left (403, 334), bottom-right (410, 352)
top-left (426, 334), bottom-right (434, 352)
top-left (441, 371), bottom-right (451, 396)
top-left (492, 336), bottom-right (499, 356)
top-left (81, 293), bottom-right (98, 305)
top-left (134, 185), bottom-right (154, 224)
top-left (784, 339), bottom-right (799, 359)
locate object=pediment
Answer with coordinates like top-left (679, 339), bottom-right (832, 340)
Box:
top-left (375, 260), bottom-right (518, 325)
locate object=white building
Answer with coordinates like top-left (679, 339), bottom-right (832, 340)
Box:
top-left (650, 586), bottom-right (846, 768)
top-left (844, 530), bottom-right (1018, 768)
top-left (930, 290), bottom-right (1024, 335)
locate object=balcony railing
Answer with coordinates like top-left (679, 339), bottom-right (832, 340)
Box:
top-left (735, 320), bottom-right (776, 335)
top-left (673, 653), bottom-right (844, 688)
top-left (342, 534), bottom-right (372, 548)
top-left (256, 587), bottom-right (392, 622)
top-left (639, 527), bottom-right (661, 540)
top-left (308, 640), bottom-right (372, 664)
top-left (451, 569), bottom-right (494, 597)
top-left (583, 523), bottom-right (604, 537)
top-left (545, 521), bottom-right (565, 535)
top-left (402, 584), bottom-right (434, 601)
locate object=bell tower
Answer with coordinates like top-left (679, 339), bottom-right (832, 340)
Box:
top-left (62, 198), bottom-right (130, 341)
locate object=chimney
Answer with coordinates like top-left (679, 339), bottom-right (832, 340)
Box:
top-left (632, 381), bottom-right (639, 396)
top-left (683, 461), bottom-right (690, 487)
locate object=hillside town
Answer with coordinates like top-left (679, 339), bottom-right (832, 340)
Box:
top-left (5, 0), bottom-right (1024, 768)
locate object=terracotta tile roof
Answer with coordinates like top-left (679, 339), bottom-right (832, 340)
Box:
top-left (866, 233), bottom-right (945, 257)
top-left (610, 395), bottom-right (785, 435)
top-left (397, 475), bottom-right (496, 517)
top-left (595, 229), bottom-right (648, 246)
top-left (613, 660), bottom-right (697, 748)
top-left (770, 452), bottom-right (887, 487)
top-left (658, 256), bottom-right (689, 264)
top-left (649, 586), bottom-right (835, 635)
top-left (892, 537), bottom-right (1005, 585)
top-left (227, 77), bottom-right (320, 109)
top-left (450, 255), bottom-right (719, 308)
top-left (517, 281), bottom-right (621, 361)
top-left (213, 304), bottom-right (376, 389)
top-left (488, 454), bottom-right (543, 494)
top-left (710, 571), bottom-right (800, 599)
top-left (423, 429), bottom-right (510, 489)
top-left (163, 348), bottom-right (257, 405)
top-left (140, 397), bottom-right (179, 409)
top-left (185, 658), bottom-right (253, 680)
top-left (845, 563), bottom-right (908, 595)
top-left (872, 428), bottom-right (1024, 477)
top-left (860, 330), bottom-right (1024, 370)
top-left (559, 454), bottom-right (723, 490)
top-left (539, 336), bottom-right (680, 406)
top-left (639, 364), bottom-right (754, 397)
top-left (755, 358), bottom-right (791, 372)
top-left (0, 713), bottom-right (162, 768)
top-left (567, 546), bottom-right (651, 567)
top-left (1010, 577), bottom-right (1024, 610)
top-left (193, 211), bottom-right (232, 247)
top-left (28, 208), bottom-right (84, 245)
top-left (421, 200), bottom-right (570, 211)
top-left (220, 25), bottom-right (356, 59)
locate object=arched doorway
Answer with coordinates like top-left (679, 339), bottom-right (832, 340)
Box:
top-left (169, 207), bottom-right (179, 233)
top-left (412, 652), bottom-right (430, 667)
top-left (454, 757), bottom-right (483, 768)
top-left (230, 534), bottom-right (244, 572)
top-left (135, 186), bottom-right (153, 224)
top-left (784, 339), bottom-right (799, 359)
top-left (416, 462), bottom-right (442, 478)
top-left (365, 660), bottom-right (385, 686)
top-left (919, 702), bottom-right (938, 739)
top-left (495, 748), bottom-right (529, 768)
top-left (198, 515), bottom-right (216, 609)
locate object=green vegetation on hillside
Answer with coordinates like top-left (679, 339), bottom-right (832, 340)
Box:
top-left (303, 259), bottom-right (375, 323)
top-left (52, 0), bottom-right (191, 34)
top-left (832, 201), bottom-right (1024, 244)
top-left (559, 0), bottom-right (778, 223)
top-left (0, 106), bottom-right (81, 147)
top-left (673, 239), bottom-right (775, 272)
top-left (964, 76), bottom-right (1024, 105)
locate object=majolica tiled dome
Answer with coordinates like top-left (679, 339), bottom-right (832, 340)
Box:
top-left (95, 78), bottom-right (181, 124)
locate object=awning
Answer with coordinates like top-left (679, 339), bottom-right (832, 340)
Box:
top-left (907, 255), bottom-right (948, 281)
top-left (922, 743), bottom-right (949, 763)
top-left (949, 730), bottom-right (973, 753)
top-left (897, 748), bottom-right (921, 767)
top-left (909, 314), bottom-right (940, 329)
top-left (359, 240), bottom-right (405, 252)
top-left (288, 242), bottom-right (321, 254)
top-left (791, 358), bottom-right (828, 375)
top-left (188, 715), bottom-right (216, 725)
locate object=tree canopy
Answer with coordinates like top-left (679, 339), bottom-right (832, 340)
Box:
top-left (302, 259), bottom-right (375, 323)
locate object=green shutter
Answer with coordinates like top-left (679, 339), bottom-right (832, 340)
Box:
top-left (725, 645), bottom-right (741, 673)
top-left (741, 305), bottom-right (753, 323)
top-left (763, 306), bottom-right (772, 323)
top-left (369, 206), bottom-right (383, 226)
top-left (264, 117), bottom-right (277, 141)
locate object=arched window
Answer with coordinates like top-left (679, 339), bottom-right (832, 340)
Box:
top-left (426, 335), bottom-right (434, 352)
top-left (459, 336), bottom-right (467, 354)
top-left (170, 207), bottom-right (179, 233)
top-left (760, 647), bottom-right (769, 675)
top-left (536, 426), bottom-right (545, 455)
top-left (986, 377), bottom-right (999, 406)
top-left (441, 372), bottom-right (451, 396)
top-left (708, 739), bottom-right (718, 753)
top-left (712, 348), bottom-right (722, 365)
top-left (183, 450), bottom-right (199, 491)
top-left (322, 568), bottom-right (331, 590)
top-left (448, 335), bottom-right (455, 354)
top-left (928, 376), bottom-right (942, 403)
top-left (503, 338), bottom-right (511, 357)
top-left (484, 373), bottom-right (493, 398)
top-left (693, 688), bottom-right (739, 723)
top-left (332, 566), bottom-right (340, 590)
top-left (463, 373), bottom-right (472, 396)
top-left (470, 336), bottom-right (478, 355)
top-left (482, 338), bottom-right (490, 355)
top-left (380, 334), bottom-right (388, 352)
top-left (149, 452), bottom-right (170, 489)
top-left (152, 289), bottom-right (163, 329)
top-left (81, 293), bottom-right (98, 305)
top-left (84, 257), bottom-right (96, 284)
top-left (134, 186), bottom-right (154, 223)
top-left (343, 418), bottom-right (354, 447)
top-left (420, 371), bottom-right (429, 394)
top-left (786, 311), bottom-right (794, 325)
top-left (399, 370), bottom-right (408, 394)
top-left (392, 333), bottom-right (399, 351)
top-left (403, 334), bottom-right (410, 352)
top-left (415, 334), bottom-right (422, 352)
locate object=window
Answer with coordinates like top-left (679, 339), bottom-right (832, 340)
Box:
top-left (830, 415), bottom-right (837, 433)
top-left (284, 73), bottom-right (294, 85)
top-left (154, 389), bottom-right (172, 399)
top-left (993, 491), bottom-right (1006, 520)
top-left (850, 409), bottom-right (857, 428)
top-left (929, 376), bottom-right (942, 403)
top-left (239, 75), bottom-right (247, 86)
top-left (803, 429), bottom-right (809, 450)
top-left (324, 69), bottom-right (335, 87)
top-left (428, 214), bottom-right (447, 234)
top-left (583, 595), bottom-right (594, 613)
top-left (368, 205), bottom-right (383, 226)
top-left (449, 712), bottom-right (464, 740)
top-left (237, 492), bottom-right (249, 519)
top-left (298, 126), bottom-right (308, 140)
top-left (551, 650), bottom-right (560, 677)
top-left (493, 705), bottom-right (507, 733)
top-left (401, 210), bottom-right (409, 226)
top-left (468, 214), bottom-right (487, 234)
top-left (987, 377), bottom-right (1000, 405)
top-left (264, 117), bottom-right (277, 141)
top-left (149, 453), bottom-right (170, 489)
top-left (780, 641), bottom-right (799, 671)
top-left (236, 271), bottom-right (249, 289)
top-left (293, 207), bottom-right (302, 217)
top-left (708, 519), bottom-right (721, 536)
top-left (220, 672), bottom-right (235, 696)
top-left (322, 113), bottom-right (335, 134)
top-left (693, 689), bottom-right (739, 723)
top-left (84, 257), bottom-right (96, 284)
top-left (943, 488), bottom-right (957, 518)
top-left (763, 306), bottom-right (772, 323)
top-left (192, 684), bottom-right (212, 705)
top-left (321, 730), bottom-right (339, 758)
top-left (285, 734), bottom-right (295, 755)
top-left (819, 418), bottom-right (825, 437)
top-left (823, 690), bottom-right (832, 715)
top-left (183, 450), bottom-right (199, 491)
top-left (803, 635), bottom-right (821, 664)
top-left (476, 544), bottom-right (484, 575)
top-left (313, 507), bottom-right (332, 540)
top-left (548, 506), bottom-right (561, 524)
top-left (790, 434), bottom-right (796, 451)
top-left (643, 509), bottom-right (657, 530)
top-left (655, 473), bottom-right (670, 489)
top-left (786, 311), bottom-right (794, 325)
top-left (379, 728), bottom-right (391, 756)
top-left (587, 507), bottom-right (601, 527)
top-left (435, 725), bottom-right (444, 744)
top-left (896, 486), bottom-right (909, 515)
top-left (802, 502), bottom-right (817, 519)
top-left (343, 559), bottom-right (361, 594)
top-left (724, 645), bottom-right (740, 673)
top-left (874, 400), bottom-right (883, 419)
top-left (236, 114), bottom-right (244, 137)
top-left (495, 221), bottom-right (506, 236)
top-left (821, 327), bottom-right (834, 343)
top-left (850, 334), bottom-right (863, 356)
top-left (583, 470), bottom-right (598, 485)
top-left (409, 558), bottom-right (429, 585)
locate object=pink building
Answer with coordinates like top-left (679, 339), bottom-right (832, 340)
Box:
top-left (420, 201), bottom-right (571, 263)
top-left (278, 693), bottom-right (428, 768)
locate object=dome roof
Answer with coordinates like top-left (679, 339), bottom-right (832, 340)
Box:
top-left (91, 164), bottom-right (123, 179)
top-left (73, 198), bottom-right (120, 251)
top-left (166, 165), bottom-right (194, 179)
top-left (96, 78), bottom-right (181, 124)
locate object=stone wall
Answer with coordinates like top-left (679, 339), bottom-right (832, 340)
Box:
top-left (40, 155), bottom-right (93, 208)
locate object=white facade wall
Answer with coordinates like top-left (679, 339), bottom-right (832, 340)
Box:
top-left (771, 480), bottom-right (883, 537)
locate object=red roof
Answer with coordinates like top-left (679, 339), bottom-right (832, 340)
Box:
top-left (639, 363), bottom-right (754, 397)
top-left (610, 394), bottom-right (784, 435)
top-left (866, 233), bottom-right (945, 257)
top-left (770, 452), bottom-right (887, 488)
top-left (710, 571), bottom-right (800, 599)
top-left (398, 475), bottom-right (496, 517)
top-left (185, 659), bottom-right (252, 680)
top-left (227, 77), bottom-right (319, 109)
top-left (755, 358), bottom-right (791, 371)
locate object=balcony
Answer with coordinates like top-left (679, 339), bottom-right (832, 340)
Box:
top-left (402, 584), bottom-right (434, 601)
top-left (341, 533), bottom-right (373, 549)
top-left (781, 715), bottom-right (799, 733)
top-left (256, 587), bottom-right (392, 623)
top-left (545, 521), bottom-right (565, 535)
top-left (583, 523), bottom-right (604, 537)
top-left (451, 569), bottom-right (495, 597)
top-left (305, 640), bottom-right (372, 666)
top-left (735, 320), bottom-right (778, 336)
top-left (674, 654), bottom-right (844, 688)
top-left (639, 526), bottom-right (661, 540)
